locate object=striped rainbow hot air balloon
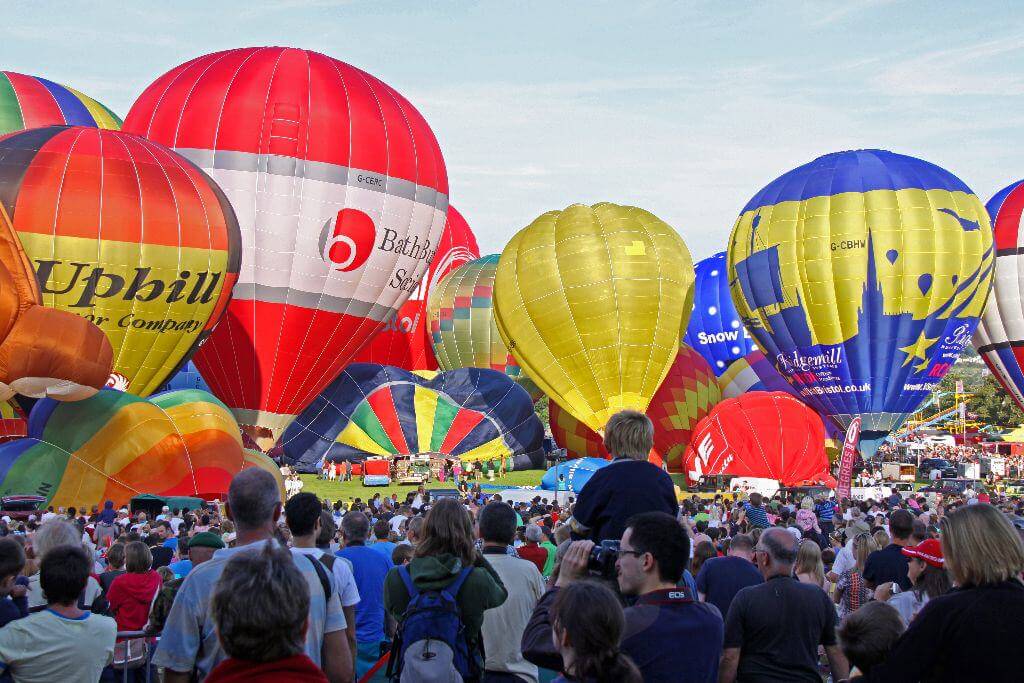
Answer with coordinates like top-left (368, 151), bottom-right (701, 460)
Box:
top-left (0, 71), bottom-right (121, 135)
top-left (0, 389), bottom-right (281, 507)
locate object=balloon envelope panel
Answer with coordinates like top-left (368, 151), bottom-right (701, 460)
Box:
top-left (540, 457), bottom-right (608, 493)
top-left (0, 71), bottom-right (121, 135)
top-left (429, 255), bottom-right (541, 400)
top-left (973, 180), bottom-right (1024, 411)
top-left (684, 252), bottom-right (757, 375)
top-left (158, 361), bottom-right (211, 394)
top-left (0, 389), bottom-right (280, 507)
top-left (728, 149), bottom-right (993, 448)
top-left (124, 47), bottom-right (448, 440)
top-left (684, 391), bottom-right (833, 487)
top-left (0, 126), bottom-right (240, 397)
top-left (280, 364), bottom-right (545, 473)
top-left (495, 202), bottom-right (694, 432)
top-left (354, 207), bottom-right (479, 370)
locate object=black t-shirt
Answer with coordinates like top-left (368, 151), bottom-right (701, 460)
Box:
top-left (724, 575), bottom-right (837, 683)
top-left (572, 459), bottom-right (678, 543)
top-left (862, 544), bottom-right (912, 590)
top-left (696, 555), bottom-right (764, 619)
top-left (149, 545), bottom-right (174, 570)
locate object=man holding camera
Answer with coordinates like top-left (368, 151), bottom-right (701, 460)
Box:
top-left (522, 512), bottom-right (724, 682)
top-left (568, 411), bottom-right (679, 543)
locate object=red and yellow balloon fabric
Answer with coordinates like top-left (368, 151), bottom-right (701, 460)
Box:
top-left (684, 391), bottom-right (834, 487)
top-left (0, 202), bottom-right (112, 401)
top-left (354, 206), bottom-right (479, 370)
top-left (124, 46), bottom-right (449, 446)
top-left (0, 71), bottom-right (121, 135)
top-left (549, 344), bottom-right (721, 472)
top-left (429, 254), bottom-right (541, 401)
top-left (495, 203), bottom-right (695, 433)
top-left (0, 389), bottom-right (281, 508)
top-left (0, 126), bottom-right (239, 397)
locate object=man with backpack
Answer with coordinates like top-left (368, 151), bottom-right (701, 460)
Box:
top-left (153, 468), bottom-right (353, 683)
top-left (287, 493), bottom-right (362, 671)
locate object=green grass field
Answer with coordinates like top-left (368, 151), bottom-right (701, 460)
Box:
top-left (298, 470), bottom-right (545, 503)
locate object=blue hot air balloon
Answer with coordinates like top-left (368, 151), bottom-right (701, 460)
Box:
top-left (157, 361), bottom-right (211, 394)
top-left (684, 252), bottom-right (758, 375)
top-left (728, 149), bottom-right (994, 455)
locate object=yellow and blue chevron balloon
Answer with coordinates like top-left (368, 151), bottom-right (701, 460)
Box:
top-left (728, 149), bottom-right (993, 454)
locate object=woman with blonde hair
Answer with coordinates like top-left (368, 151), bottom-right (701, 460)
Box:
top-left (868, 504), bottom-right (1024, 682)
top-left (794, 539), bottom-right (825, 588)
top-left (383, 498), bottom-right (507, 680)
top-left (834, 532), bottom-right (876, 619)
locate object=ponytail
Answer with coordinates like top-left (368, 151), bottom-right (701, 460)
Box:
top-left (550, 581), bottom-right (642, 683)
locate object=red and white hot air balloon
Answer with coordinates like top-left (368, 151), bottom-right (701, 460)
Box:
top-left (124, 47), bottom-right (448, 446)
top-left (353, 206), bottom-right (479, 370)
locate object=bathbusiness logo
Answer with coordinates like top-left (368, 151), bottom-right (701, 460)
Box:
top-left (319, 208), bottom-right (377, 272)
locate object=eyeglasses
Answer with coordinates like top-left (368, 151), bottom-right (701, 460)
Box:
top-left (618, 548), bottom-right (645, 558)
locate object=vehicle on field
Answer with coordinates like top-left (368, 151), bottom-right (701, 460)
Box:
top-left (0, 495), bottom-right (46, 521)
top-left (361, 457), bottom-right (392, 486)
top-left (395, 454), bottom-right (433, 485)
top-left (919, 478), bottom-right (985, 496)
top-left (918, 457), bottom-right (957, 480)
top-left (881, 462), bottom-right (917, 482)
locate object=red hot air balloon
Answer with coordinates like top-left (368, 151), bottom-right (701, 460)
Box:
top-left (124, 47), bottom-right (449, 446)
top-left (353, 206), bottom-right (479, 370)
top-left (684, 392), bottom-right (834, 487)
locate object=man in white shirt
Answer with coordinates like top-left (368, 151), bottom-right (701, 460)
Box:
top-left (477, 502), bottom-right (545, 683)
top-left (157, 506), bottom-right (171, 522)
top-left (389, 506), bottom-right (411, 536)
top-left (287, 493), bottom-right (362, 666)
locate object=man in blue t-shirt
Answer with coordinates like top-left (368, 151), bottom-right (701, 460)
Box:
top-left (338, 510), bottom-right (393, 679)
top-left (696, 533), bottom-right (763, 618)
top-left (569, 411), bottom-right (678, 543)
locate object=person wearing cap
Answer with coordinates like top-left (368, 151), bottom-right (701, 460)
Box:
top-left (149, 531), bottom-right (224, 634)
top-left (873, 537), bottom-right (951, 627)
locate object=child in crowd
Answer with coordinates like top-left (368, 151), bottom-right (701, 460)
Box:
top-left (0, 538), bottom-right (28, 627)
top-left (836, 602), bottom-right (905, 682)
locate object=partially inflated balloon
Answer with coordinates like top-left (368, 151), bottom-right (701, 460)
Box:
top-left (0, 389), bottom-right (281, 507)
top-left (729, 150), bottom-right (993, 453)
top-left (0, 71), bottom-right (121, 135)
top-left (279, 364), bottom-right (545, 472)
top-left (0, 201), bottom-right (112, 401)
top-left (124, 47), bottom-right (448, 446)
top-left (548, 344), bottom-right (720, 472)
top-left (685, 392), bottom-right (833, 487)
top-left (718, 349), bottom-right (797, 400)
top-left (429, 255), bottom-right (541, 400)
top-left (684, 252), bottom-right (757, 375)
top-left (354, 207), bottom-right (479, 369)
top-left (495, 203), bottom-right (694, 432)
top-left (0, 126), bottom-right (240, 397)
top-left (158, 361), bottom-right (210, 394)
top-left (0, 401), bottom-right (26, 443)
top-left (974, 180), bottom-right (1024, 410)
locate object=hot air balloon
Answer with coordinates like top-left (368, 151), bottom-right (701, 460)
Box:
top-left (718, 349), bottom-right (798, 400)
top-left (0, 71), bottom-right (121, 136)
top-left (728, 150), bottom-right (993, 454)
top-left (684, 252), bottom-right (758, 375)
top-left (0, 200), bottom-right (112, 401)
top-left (428, 254), bottom-right (541, 400)
top-left (0, 389), bottom-right (282, 508)
top-left (279, 364), bottom-right (545, 473)
top-left (684, 392), bottom-right (834, 487)
top-left (354, 206), bottom-right (479, 369)
top-left (0, 126), bottom-right (240, 397)
top-left (158, 361), bottom-right (211, 394)
top-left (974, 180), bottom-right (1024, 410)
top-left (547, 344), bottom-right (720, 472)
top-left (540, 457), bottom-right (608, 494)
top-left (123, 47), bottom-right (449, 448)
top-left (0, 401), bottom-right (26, 443)
top-left (494, 203), bottom-right (694, 432)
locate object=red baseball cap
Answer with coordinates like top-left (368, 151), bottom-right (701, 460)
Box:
top-left (902, 538), bottom-right (943, 568)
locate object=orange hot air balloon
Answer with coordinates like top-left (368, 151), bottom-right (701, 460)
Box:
top-left (0, 204), bottom-right (112, 401)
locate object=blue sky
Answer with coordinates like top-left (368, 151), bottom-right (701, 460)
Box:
top-left (4, 1), bottom-right (1023, 259)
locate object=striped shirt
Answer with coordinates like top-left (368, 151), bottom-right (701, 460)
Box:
top-left (743, 502), bottom-right (769, 529)
top-left (815, 500), bottom-right (836, 522)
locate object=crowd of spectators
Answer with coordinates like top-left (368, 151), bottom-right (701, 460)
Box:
top-left (0, 409), bottom-right (1022, 681)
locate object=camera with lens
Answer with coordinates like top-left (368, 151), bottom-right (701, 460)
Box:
top-left (587, 539), bottom-right (620, 578)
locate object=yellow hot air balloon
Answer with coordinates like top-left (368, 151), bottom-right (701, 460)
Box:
top-left (494, 203), bottom-right (694, 432)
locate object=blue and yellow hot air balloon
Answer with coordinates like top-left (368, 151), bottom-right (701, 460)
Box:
top-left (728, 149), bottom-right (993, 454)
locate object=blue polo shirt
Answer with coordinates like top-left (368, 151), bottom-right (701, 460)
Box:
top-left (337, 544), bottom-right (393, 644)
top-left (622, 589), bottom-right (724, 682)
